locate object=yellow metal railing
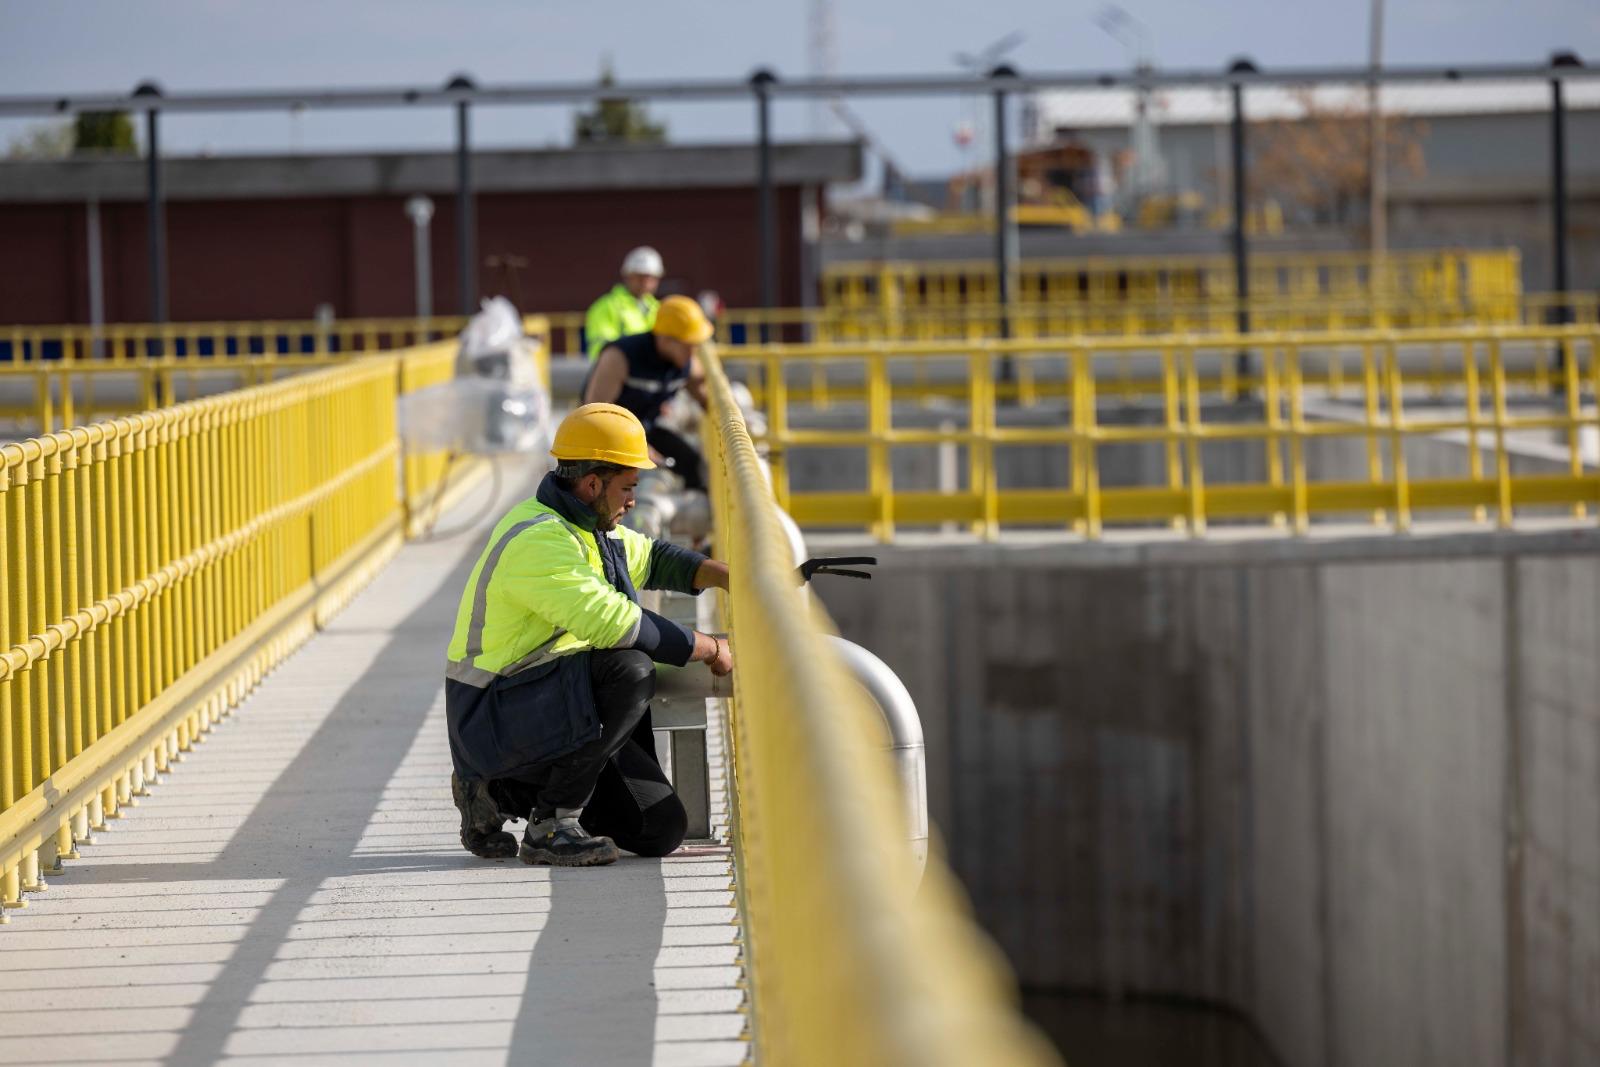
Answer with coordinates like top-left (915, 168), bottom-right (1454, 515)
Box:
top-left (0, 340), bottom-right (493, 910)
top-left (703, 346), bottom-right (1058, 1067)
top-left (1, 326), bottom-right (550, 479)
top-left (703, 293), bottom-right (1534, 346)
top-left (720, 326), bottom-right (1600, 541)
top-left (1, 315), bottom-right (472, 363)
top-left (0, 355), bottom-right (350, 435)
top-left (1, 314), bottom-right (550, 365)
top-left (820, 248), bottom-right (1524, 316)
top-left (544, 289), bottom-right (1596, 357)
top-left (22, 292), bottom-right (1600, 371)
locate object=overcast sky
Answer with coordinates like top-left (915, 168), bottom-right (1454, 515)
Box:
top-left (2, 0), bottom-right (1597, 175)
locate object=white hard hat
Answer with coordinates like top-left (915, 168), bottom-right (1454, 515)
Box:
top-left (621, 246), bottom-right (664, 277)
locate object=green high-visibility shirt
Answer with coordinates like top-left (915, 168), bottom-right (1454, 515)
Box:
top-left (584, 284), bottom-right (658, 360)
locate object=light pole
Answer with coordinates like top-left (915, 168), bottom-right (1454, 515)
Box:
top-left (405, 195), bottom-right (435, 321)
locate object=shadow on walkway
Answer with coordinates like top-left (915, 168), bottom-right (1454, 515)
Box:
top-left (156, 546), bottom-right (479, 1066)
top-left (510, 859), bottom-right (667, 1063)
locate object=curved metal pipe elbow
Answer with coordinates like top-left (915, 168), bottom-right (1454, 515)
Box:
top-left (774, 506), bottom-right (808, 570)
top-left (824, 635), bottom-right (929, 879)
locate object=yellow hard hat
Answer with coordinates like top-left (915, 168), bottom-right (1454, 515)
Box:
top-left (550, 403), bottom-right (657, 469)
top-left (652, 294), bottom-right (714, 344)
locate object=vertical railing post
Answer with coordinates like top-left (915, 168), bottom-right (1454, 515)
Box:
top-left (1549, 52), bottom-right (1583, 325)
top-left (1228, 59), bottom-right (1258, 394)
top-left (751, 69), bottom-right (779, 342)
top-left (133, 82), bottom-right (166, 326)
top-left (448, 75), bottom-right (477, 316)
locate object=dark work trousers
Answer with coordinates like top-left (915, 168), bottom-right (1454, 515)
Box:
top-left (646, 426), bottom-right (707, 493)
top-left (489, 649), bottom-right (688, 857)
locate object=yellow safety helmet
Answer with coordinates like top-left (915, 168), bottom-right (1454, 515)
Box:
top-left (550, 403), bottom-right (657, 469)
top-left (652, 294), bottom-right (714, 344)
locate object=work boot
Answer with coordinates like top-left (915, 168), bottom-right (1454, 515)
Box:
top-left (452, 773), bottom-right (518, 859)
top-left (520, 811), bottom-right (620, 867)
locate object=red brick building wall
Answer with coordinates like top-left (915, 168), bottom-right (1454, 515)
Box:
top-left (0, 186), bottom-right (804, 325)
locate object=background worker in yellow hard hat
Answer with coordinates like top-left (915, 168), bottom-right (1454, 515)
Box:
top-left (582, 294), bottom-right (714, 492)
top-left (583, 246), bottom-right (663, 360)
top-left (444, 402), bottom-right (733, 867)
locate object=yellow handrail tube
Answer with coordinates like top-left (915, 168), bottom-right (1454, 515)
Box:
top-left (704, 345), bottom-right (1059, 1065)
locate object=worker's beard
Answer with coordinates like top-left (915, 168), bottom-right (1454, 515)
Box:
top-left (587, 473), bottom-right (631, 533)
top-left (589, 497), bottom-right (625, 533)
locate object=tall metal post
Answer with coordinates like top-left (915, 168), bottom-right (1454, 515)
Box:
top-left (448, 75), bottom-right (477, 316)
top-left (1367, 0), bottom-right (1387, 309)
top-left (1228, 59), bottom-right (1257, 390)
top-left (134, 82), bottom-right (166, 324)
top-left (751, 70), bottom-right (778, 339)
top-left (1549, 53), bottom-right (1582, 324)
top-left (991, 71), bottom-right (1015, 341)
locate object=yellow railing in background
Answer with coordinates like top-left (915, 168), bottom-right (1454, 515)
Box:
top-left (820, 248), bottom-right (1524, 317)
top-left (0, 331), bottom-right (544, 544)
top-left (0, 355), bottom-right (351, 435)
top-left (720, 326), bottom-right (1600, 541)
top-left (545, 288), bottom-right (1592, 356)
top-left (20, 290), bottom-right (1600, 370)
top-left (1, 314), bottom-right (550, 366)
top-left (707, 293), bottom-right (1550, 345)
top-left (2, 316), bottom-right (471, 363)
top-left (703, 346), bottom-right (1058, 1067)
top-left (0, 339), bottom-right (501, 910)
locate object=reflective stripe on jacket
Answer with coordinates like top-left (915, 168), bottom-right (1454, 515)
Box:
top-left (584, 284), bottom-right (658, 360)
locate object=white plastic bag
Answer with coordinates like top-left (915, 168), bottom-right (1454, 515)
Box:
top-left (398, 297), bottom-right (552, 455)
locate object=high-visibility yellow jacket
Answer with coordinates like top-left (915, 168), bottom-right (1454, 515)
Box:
top-left (443, 475), bottom-right (704, 780)
top-left (584, 284), bottom-right (658, 360)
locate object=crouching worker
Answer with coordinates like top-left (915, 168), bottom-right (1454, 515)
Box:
top-left (445, 402), bottom-right (733, 867)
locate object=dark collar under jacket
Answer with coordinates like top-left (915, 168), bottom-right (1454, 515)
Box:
top-left (534, 472), bottom-right (639, 604)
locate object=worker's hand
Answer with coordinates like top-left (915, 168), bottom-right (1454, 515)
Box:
top-left (694, 631), bottom-right (734, 677)
top-left (708, 636), bottom-right (733, 677)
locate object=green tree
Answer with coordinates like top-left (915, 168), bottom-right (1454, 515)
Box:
top-left (4, 111), bottom-right (139, 159)
top-left (573, 59), bottom-right (666, 145)
top-left (73, 111), bottom-right (137, 154)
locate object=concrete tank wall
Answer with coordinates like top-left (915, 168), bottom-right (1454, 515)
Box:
top-left (815, 527), bottom-right (1600, 1067)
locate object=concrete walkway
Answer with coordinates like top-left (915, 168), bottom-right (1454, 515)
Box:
top-left (0, 465), bottom-right (749, 1067)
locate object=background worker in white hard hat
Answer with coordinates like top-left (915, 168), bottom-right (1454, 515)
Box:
top-left (582, 294), bottom-right (714, 492)
top-left (445, 402), bottom-right (733, 867)
top-left (584, 246), bottom-right (663, 360)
